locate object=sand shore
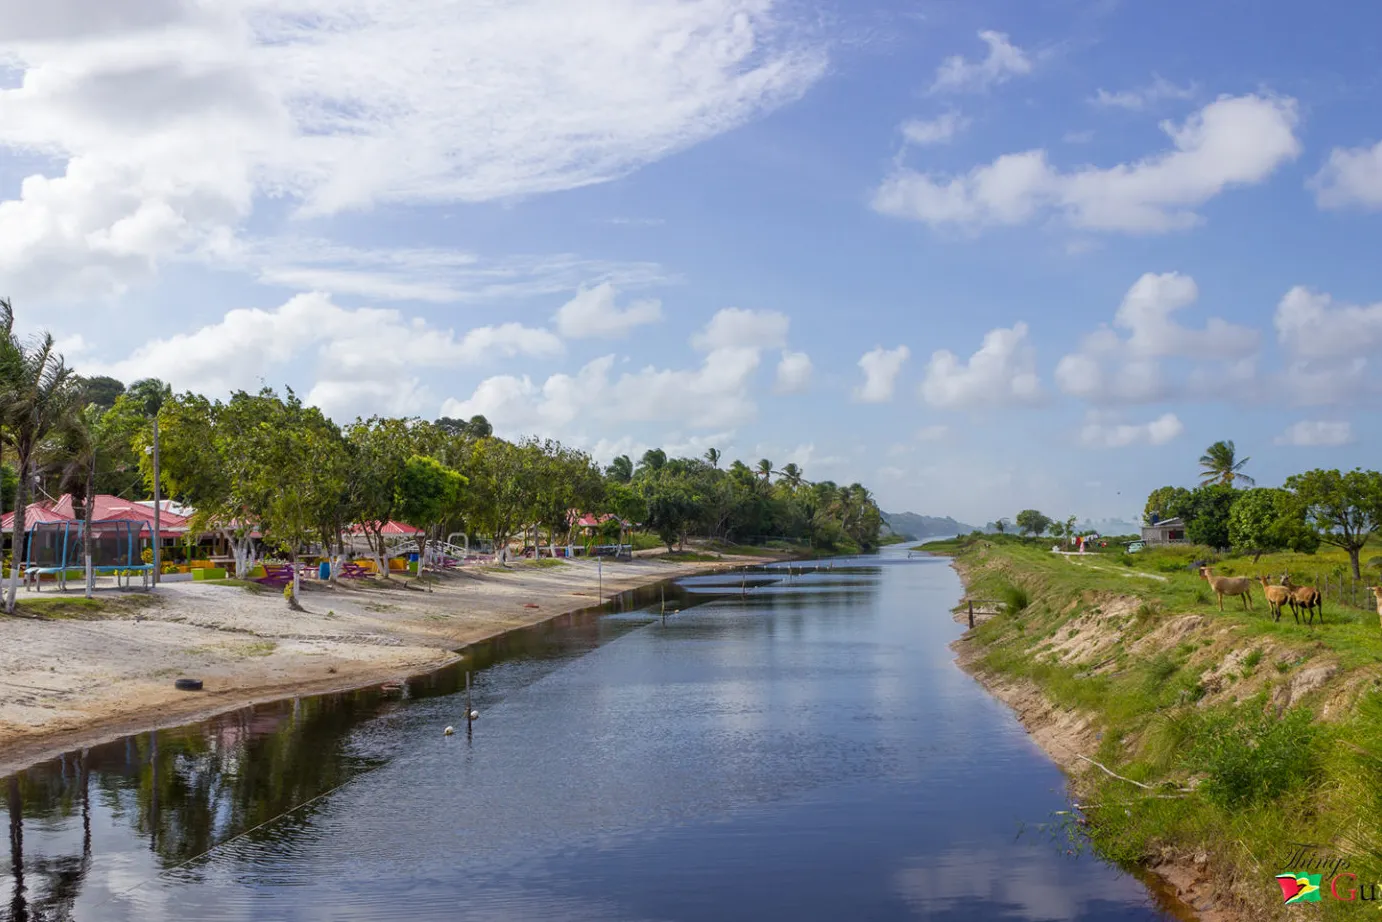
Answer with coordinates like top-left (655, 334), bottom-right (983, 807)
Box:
top-left (0, 553), bottom-right (761, 775)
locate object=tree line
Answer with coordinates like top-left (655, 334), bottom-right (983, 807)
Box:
top-left (1143, 440), bottom-right (1382, 578)
top-left (0, 299), bottom-right (883, 609)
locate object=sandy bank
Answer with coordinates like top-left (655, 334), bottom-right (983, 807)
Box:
top-left (0, 553), bottom-right (760, 775)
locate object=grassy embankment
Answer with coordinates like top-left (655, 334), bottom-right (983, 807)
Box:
top-left (930, 534), bottom-right (1382, 920)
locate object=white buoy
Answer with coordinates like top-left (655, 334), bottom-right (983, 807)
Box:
top-left (443, 726), bottom-right (455, 736)
top-left (469, 710), bottom-right (480, 720)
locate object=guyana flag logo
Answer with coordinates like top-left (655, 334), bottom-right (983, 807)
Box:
top-left (1276, 873), bottom-right (1322, 904)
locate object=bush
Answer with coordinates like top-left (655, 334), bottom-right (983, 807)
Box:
top-left (1191, 708), bottom-right (1319, 809)
top-left (1000, 584), bottom-right (1030, 614)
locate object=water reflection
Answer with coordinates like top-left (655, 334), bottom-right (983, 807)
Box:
top-left (1, 551), bottom-right (1184, 921)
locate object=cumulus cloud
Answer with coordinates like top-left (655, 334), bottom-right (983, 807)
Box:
top-left (854, 346), bottom-right (911, 403)
top-left (931, 31), bottom-right (1032, 94)
top-left (1275, 420), bottom-right (1353, 447)
top-left (774, 350), bottom-right (813, 394)
top-left (1055, 272), bottom-right (1260, 404)
top-left (552, 282), bottom-right (662, 339)
top-left (1310, 140), bottom-right (1382, 210)
top-left (444, 306), bottom-right (792, 435)
top-left (1079, 412), bottom-right (1184, 449)
top-left (82, 291), bottom-right (561, 418)
top-left (1274, 286), bottom-right (1382, 359)
top-left (692, 307), bottom-right (790, 351)
top-left (1090, 75), bottom-right (1196, 110)
top-left (0, 0), bottom-right (826, 299)
top-left (872, 94), bottom-right (1300, 234)
top-left (920, 324), bottom-right (1040, 409)
top-left (900, 112), bottom-right (969, 146)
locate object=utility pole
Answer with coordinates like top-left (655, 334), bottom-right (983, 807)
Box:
top-left (152, 415), bottom-right (161, 587)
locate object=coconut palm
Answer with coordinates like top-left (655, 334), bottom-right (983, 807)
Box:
top-left (756, 459), bottom-right (773, 481)
top-left (779, 463), bottom-right (805, 489)
top-left (704, 447), bottom-right (721, 469)
top-left (0, 301), bottom-right (81, 613)
top-left (1198, 440), bottom-right (1254, 487)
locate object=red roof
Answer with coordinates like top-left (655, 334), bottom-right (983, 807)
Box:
top-left (572, 512), bottom-right (629, 529)
top-left (49, 495), bottom-right (190, 537)
top-left (0, 502), bottom-right (71, 531)
top-left (346, 520), bottom-right (426, 536)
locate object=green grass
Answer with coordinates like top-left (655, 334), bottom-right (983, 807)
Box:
top-left (661, 551), bottom-right (721, 562)
top-left (946, 535), bottom-right (1382, 913)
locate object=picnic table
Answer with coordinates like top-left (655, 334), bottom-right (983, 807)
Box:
top-left (254, 564), bottom-right (294, 588)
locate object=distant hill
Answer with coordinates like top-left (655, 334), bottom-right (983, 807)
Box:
top-left (882, 511), bottom-right (980, 541)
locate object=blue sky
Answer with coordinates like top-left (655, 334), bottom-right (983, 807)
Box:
top-left (1, 0), bottom-right (1380, 524)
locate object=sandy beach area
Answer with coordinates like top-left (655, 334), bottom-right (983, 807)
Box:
top-left (0, 553), bottom-right (761, 775)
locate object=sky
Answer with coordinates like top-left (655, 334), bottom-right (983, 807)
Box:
top-left (1, 0), bottom-right (1380, 525)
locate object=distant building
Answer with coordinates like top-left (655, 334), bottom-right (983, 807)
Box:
top-left (1141, 517), bottom-right (1188, 545)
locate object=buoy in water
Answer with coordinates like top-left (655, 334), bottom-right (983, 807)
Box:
top-left (469, 710), bottom-right (480, 721)
top-left (443, 726), bottom-right (455, 736)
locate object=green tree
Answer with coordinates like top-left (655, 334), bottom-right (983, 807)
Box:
top-left (395, 455), bottom-right (466, 563)
top-left (643, 476), bottom-right (697, 551)
top-left (76, 375), bottom-right (125, 410)
top-left (1014, 509), bottom-right (1053, 536)
top-left (636, 449), bottom-right (666, 477)
top-left (756, 458), bottom-right (774, 482)
top-left (1227, 488), bottom-right (1320, 562)
top-left (1182, 483), bottom-right (1237, 549)
top-left (1144, 486), bottom-right (1192, 524)
top-left (704, 447), bottom-right (721, 468)
top-left (606, 454), bottom-right (633, 483)
top-left (0, 301), bottom-right (81, 613)
top-left (1284, 468), bottom-right (1382, 579)
top-left (1198, 440), bottom-right (1255, 487)
top-left (346, 417), bottom-right (427, 577)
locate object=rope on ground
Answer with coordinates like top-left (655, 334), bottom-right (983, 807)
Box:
top-left (1076, 754), bottom-right (1193, 794)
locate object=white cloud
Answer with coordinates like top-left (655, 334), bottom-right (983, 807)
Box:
top-left (692, 307), bottom-right (789, 351)
top-left (445, 306), bottom-right (792, 435)
top-left (900, 112), bottom-right (969, 146)
top-left (920, 324), bottom-right (1040, 409)
top-left (1274, 286), bottom-right (1382, 359)
top-left (552, 283), bottom-right (662, 339)
top-left (774, 350), bottom-right (813, 394)
top-left (83, 291), bottom-right (561, 418)
top-left (1310, 140), bottom-right (1382, 210)
top-left (1090, 75), bottom-right (1196, 110)
top-left (872, 94), bottom-right (1300, 234)
top-left (1274, 420), bottom-right (1353, 447)
top-left (931, 31), bottom-right (1031, 94)
top-left (0, 0), bottom-right (826, 299)
top-left (242, 238), bottom-right (673, 304)
top-left (1055, 272), bottom-right (1260, 404)
top-left (855, 345), bottom-right (911, 403)
top-left (1079, 412), bottom-right (1184, 449)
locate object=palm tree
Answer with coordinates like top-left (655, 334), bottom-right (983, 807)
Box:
top-left (779, 463), bottom-right (804, 489)
top-left (756, 459), bottom-right (773, 482)
top-left (606, 454), bottom-right (633, 483)
top-left (0, 301), bottom-right (80, 613)
top-left (704, 448), bottom-right (720, 469)
top-left (1198, 440), bottom-right (1254, 487)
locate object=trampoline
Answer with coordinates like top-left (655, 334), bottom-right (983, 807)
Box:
top-left (26, 519), bottom-right (153, 591)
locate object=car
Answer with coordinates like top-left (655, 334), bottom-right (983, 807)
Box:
top-left (1126, 541), bottom-right (1145, 553)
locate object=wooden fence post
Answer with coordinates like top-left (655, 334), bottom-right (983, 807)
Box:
top-left (968, 599), bottom-right (975, 629)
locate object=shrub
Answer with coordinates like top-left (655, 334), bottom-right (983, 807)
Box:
top-left (1191, 708), bottom-right (1319, 810)
top-left (1243, 649), bottom-right (1263, 670)
top-left (1000, 584), bottom-right (1031, 614)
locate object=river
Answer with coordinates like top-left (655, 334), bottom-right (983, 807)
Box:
top-left (2, 548), bottom-right (1185, 921)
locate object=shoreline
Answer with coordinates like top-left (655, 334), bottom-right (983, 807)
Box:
top-left (941, 553), bottom-right (1228, 922)
top-left (0, 552), bottom-right (773, 777)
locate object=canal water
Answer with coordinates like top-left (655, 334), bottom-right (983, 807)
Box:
top-left (2, 548), bottom-right (1184, 921)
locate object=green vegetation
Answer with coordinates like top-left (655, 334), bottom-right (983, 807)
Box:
top-left (0, 300), bottom-right (885, 610)
top-left (945, 535), bottom-right (1382, 918)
